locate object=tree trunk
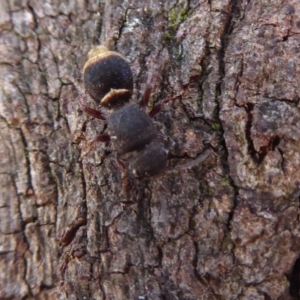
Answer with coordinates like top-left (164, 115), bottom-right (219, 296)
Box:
top-left (1, 0), bottom-right (299, 299)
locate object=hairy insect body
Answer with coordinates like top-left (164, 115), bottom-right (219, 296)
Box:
top-left (107, 103), bottom-right (157, 155)
top-left (83, 46), bottom-right (133, 108)
top-left (82, 45), bottom-right (169, 178)
top-left (129, 143), bottom-right (168, 178)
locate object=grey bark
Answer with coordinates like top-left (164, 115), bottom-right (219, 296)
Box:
top-left (0, 0), bottom-right (300, 299)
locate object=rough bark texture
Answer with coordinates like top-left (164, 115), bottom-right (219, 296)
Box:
top-left (1, 0), bottom-right (300, 299)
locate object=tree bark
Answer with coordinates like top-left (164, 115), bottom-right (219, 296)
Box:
top-left (1, 0), bottom-right (300, 299)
